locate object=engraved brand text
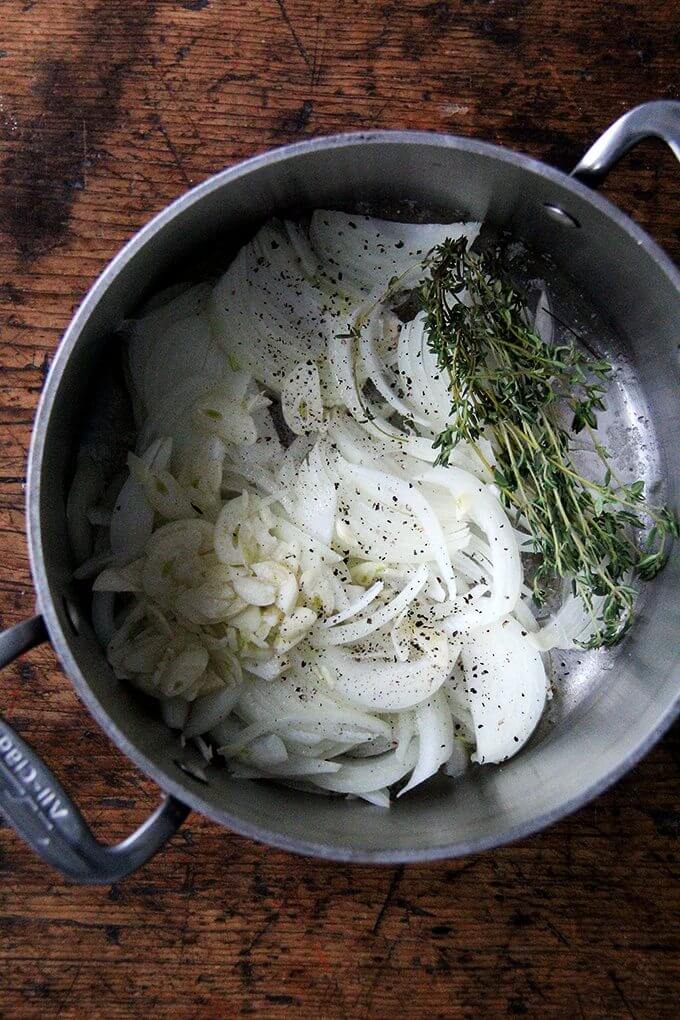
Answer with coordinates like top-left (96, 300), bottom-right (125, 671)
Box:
top-left (0, 730), bottom-right (68, 825)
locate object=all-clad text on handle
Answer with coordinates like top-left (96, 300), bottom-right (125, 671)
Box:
top-left (0, 616), bottom-right (189, 884)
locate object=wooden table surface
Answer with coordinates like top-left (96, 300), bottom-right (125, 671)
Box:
top-left (0, 2), bottom-right (678, 1016)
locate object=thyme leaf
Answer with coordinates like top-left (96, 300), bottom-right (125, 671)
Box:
top-left (418, 237), bottom-right (678, 648)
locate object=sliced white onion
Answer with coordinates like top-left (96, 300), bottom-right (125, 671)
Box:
top-left (316, 566), bottom-right (428, 647)
top-left (238, 757), bottom-right (342, 778)
top-left (161, 696), bottom-right (190, 730)
top-left (286, 443), bottom-right (337, 545)
top-left (309, 210), bottom-right (481, 295)
top-left (340, 462), bottom-right (456, 598)
top-left (209, 716), bottom-right (243, 747)
top-left (328, 327), bottom-right (398, 436)
top-left (530, 591), bottom-right (606, 651)
top-left (356, 788), bottom-right (391, 807)
top-left (421, 467), bottom-right (521, 628)
top-left (358, 309), bottom-right (431, 428)
top-left (322, 581), bottom-right (384, 628)
top-left (128, 283), bottom-right (212, 402)
top-left (86, 210), bottom-right (570, 805)
top-left (211, 221), bottom-right (347, 399)
top-left (461, 616), bottom-right (547, 765)
top-left (183, 684), bottom-right (243, 738)
top-left (281, 361), bottom-right (325, 435)
top-left (74, 551), bottom-right (113, 581)
top-left (237, 672), bottom-right (392, 741)
top-left (67, 457), bottom-right (105, 564)
top-left (91, 591), bottom-right (116, 647)
top-left (310, 741), bottom-right (418, 794)
top-left (346, 731), bottom-right (396, 759)
top-left (232, 576), bottom-right (277, 607)
top-left (110, 439), bottom-right (172, 564)
top-left (398, 689), bottom-right (454, 796)
top-left (322, 638), bottom-right (449, 712)
top-left (239, 733), bottom-right (289, 768)
top-left (442, 739), bottom-right (469, 778)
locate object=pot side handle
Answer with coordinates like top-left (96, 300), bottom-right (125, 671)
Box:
top-left (572, 100), bottom-right (680, 185)
top-left (0, 616), bottom-right (190, 884)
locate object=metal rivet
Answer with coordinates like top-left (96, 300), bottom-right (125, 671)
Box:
top-left (543, 203), bottom-right (581, 228)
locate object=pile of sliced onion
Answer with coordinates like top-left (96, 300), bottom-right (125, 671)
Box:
top-left (70, 209), bottom-right (576, 806)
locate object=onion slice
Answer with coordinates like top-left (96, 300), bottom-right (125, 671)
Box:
top-left (461, 616), bottom-right (547, 765)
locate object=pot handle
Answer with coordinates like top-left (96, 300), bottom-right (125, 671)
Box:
top-left (572, 100), bottom-right (680, 185)
top-left (0, 615), bottom-right (190, 884)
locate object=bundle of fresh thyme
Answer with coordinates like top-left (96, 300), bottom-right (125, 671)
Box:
top-left (418, 237), bottom-right (678, 648)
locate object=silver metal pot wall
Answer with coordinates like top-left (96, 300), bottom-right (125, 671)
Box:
top-left (1, 101), bottom-right (678, 883)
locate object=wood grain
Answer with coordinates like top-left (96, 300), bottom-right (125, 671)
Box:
top-left (0, 1), bottom-right (678, 1016)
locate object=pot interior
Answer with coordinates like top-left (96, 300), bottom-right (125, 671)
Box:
top-left (29, 137), bottom-right (680, 859)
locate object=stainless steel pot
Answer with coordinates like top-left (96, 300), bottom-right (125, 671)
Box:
top-left (1, 101), bottom-right (678, 883)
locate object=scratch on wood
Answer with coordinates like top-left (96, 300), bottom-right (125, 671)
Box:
top-left (242, 911), bottom-right (279, 956)
top-left (372, 864), bottom-right (404, 935)
top-left (178, 863), bottom-right (194, 962)
top-left (361, 936), bottom-right (399, 1011)
top-left (52, 965), bottom-right (82, 1020)
top-left (150, 113), bottom-right (192, 188)
top-left (545, 918), bottom-right (570, 946)
top-left (310, 0), bottom-right (325, 86)
top-left (206, 70), bottom-right (253, 94)
top-left (273, 0), bottom-right (312, 70)
top-left (82, 120), bottom-right (88, 188)
top-left (609, 970), bottom-right (638, 1020)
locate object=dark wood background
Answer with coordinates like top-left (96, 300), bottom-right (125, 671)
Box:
top-left (0, 2), bottom-right (678, 1016)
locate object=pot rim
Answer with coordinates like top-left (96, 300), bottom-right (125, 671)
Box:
top-left (25, 130), bottom-right (680, 862)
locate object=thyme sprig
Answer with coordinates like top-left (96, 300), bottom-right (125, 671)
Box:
top-left (419, 237), bottom-right (678, 648)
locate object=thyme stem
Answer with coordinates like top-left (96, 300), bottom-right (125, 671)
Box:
top-left (418, 238), bottom-right (678, 648)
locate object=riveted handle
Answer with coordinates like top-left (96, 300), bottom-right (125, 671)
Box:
top-left (0, 616), bottom-right (189, 884)
top-left (572, 100), bottom-right (680, 185)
